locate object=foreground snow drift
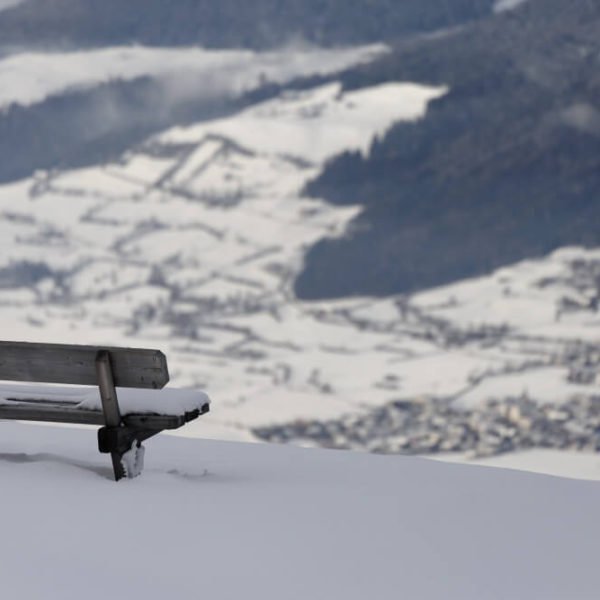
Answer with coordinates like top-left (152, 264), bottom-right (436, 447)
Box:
top-left (0, 421), bottom-right (599, 600)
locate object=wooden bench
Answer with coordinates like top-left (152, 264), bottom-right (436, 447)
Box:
top-left (0, 341), bottom-right (209, 481)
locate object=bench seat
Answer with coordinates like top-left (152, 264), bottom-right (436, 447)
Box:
top-left (0, 383), bottom-right (210, 416)
top-left (0, 383), bottom-right (209, 428)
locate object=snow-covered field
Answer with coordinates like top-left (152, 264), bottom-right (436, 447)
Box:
top-left (1, 420), bottom-right (599, 600)
top-left (0, 27), bottom-right (599, 600)
top-left (0, 79), bottom-right (450, 437)
top-left (0, 48), bottom-right (598, 479)
top-left (433, 449), bottom-right (600, 481)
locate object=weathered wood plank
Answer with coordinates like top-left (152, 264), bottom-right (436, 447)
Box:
top-left (0, 404), bottom-right (105, 425)
top-left (0, 341), bottom-right (169, 388)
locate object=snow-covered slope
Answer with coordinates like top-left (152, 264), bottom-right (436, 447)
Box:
top-left (0, 60), bottom-right (598, 474)
top-left (1, 420), bottom-right (599, 600)
top-left (0, 79), bottom-right (447, 436)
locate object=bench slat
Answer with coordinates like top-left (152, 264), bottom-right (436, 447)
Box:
top-left (0, 341), bottom-right (169, 389)
top-left (0, 402), bottom-right (200, 430)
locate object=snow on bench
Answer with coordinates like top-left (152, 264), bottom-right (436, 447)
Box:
top-left (0, 383), bottom-right (210, 417)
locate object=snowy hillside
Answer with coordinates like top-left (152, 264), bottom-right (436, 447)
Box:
top-left (0, 7), bottom-right (598, 598)
top-left (0, 49), bottom-right (598, 476)
top-left (1, 420), bottom-right (600, 600)
top-left (0, 44), bottom-right (389, 184)
top-left (0, 79), bottom-right (446, 435)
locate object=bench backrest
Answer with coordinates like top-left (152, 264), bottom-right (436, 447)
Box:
top-left (0, 341), bottom-right (169, 389)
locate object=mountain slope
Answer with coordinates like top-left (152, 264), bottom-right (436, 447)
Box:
top-left (0, 79), bottom-right (598, 451)
top-left (0, 45), bottom-right (383, 183)
top-left (296, 0), bottom-right (600, 298)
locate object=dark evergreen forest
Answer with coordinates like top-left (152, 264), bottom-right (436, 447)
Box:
top-left (0, 0), bottom-right (598, 299)
top-left (296, 0), bottom-right (600, 298)
top-left (0, 0), bottom-right (495, 48)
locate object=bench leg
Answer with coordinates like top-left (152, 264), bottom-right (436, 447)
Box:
top-left (98, 426), bottom-right (161, 480)
top-left (102, 431), bottom-right (143, 479)
top-left (96, 350), bottom-right (128, 481)
top-left (96, 350), bottom-right (163, 481)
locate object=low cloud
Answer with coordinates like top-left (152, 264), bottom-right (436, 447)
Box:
top-left (561, 103), bottom-right (600, 137)
top-left (0, 0), bottom-right (23, 11)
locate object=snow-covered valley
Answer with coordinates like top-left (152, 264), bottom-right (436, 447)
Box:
top-left (0, 0), bottom-right (599, 594)
top-left (0, 46), bottom-right (598, 478)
